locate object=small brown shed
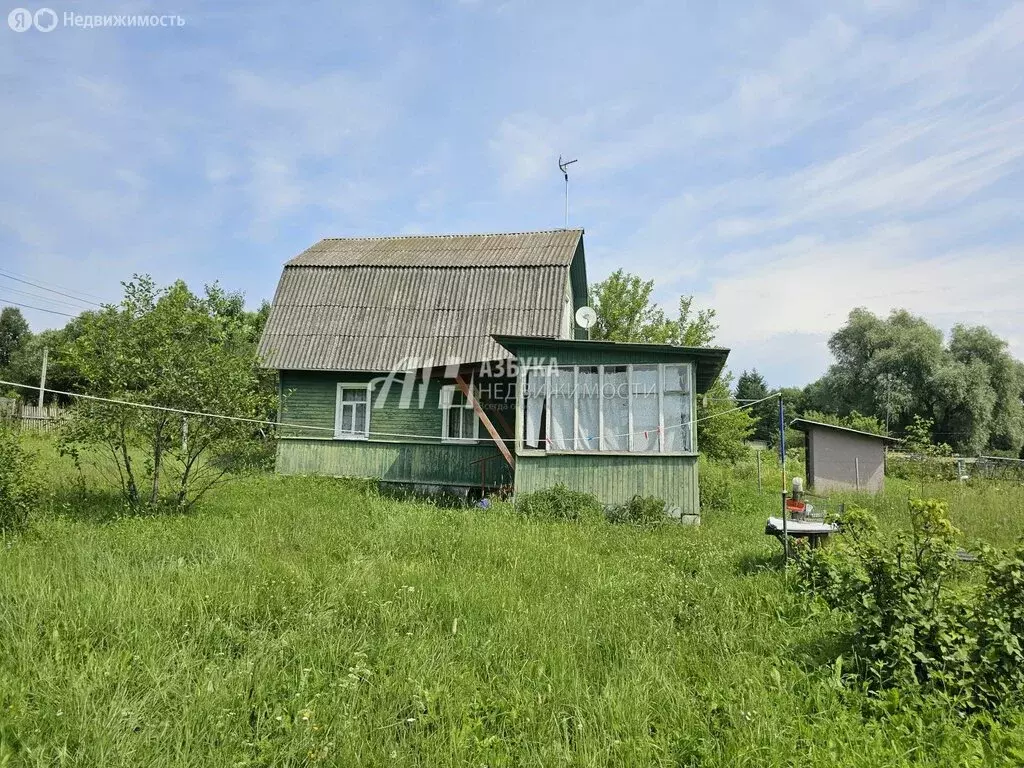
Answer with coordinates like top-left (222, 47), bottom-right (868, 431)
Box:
top-left (791, 418), bottom-right (897, 494)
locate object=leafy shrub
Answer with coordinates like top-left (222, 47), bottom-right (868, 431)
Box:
top-left (886, 454), bottom-right (961, 482)
top-left (797, 499), bottom-right (1024, 713)
top-left (0, 428), bottom-right (40, 532)
top-left (606, 494), bottom-right (668, 526)
top-left (514, 485), bottom-right (603, 522)
top-left (698, 457), bottom-right (733, 513)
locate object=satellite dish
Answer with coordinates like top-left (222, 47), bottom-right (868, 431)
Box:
top-left (575, 306), bottom-right (597, 330)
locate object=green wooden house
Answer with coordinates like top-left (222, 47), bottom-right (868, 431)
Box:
top-left (259, 229), bottom-right (729, 523)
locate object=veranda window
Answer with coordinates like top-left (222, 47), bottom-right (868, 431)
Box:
top-left (521, 363), bottom-right (694, 453)
top-left (335, 384), bottom-right (370, 439)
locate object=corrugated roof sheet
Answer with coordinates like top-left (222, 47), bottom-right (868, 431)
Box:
top-left (260, 230), bottom-right (582, 372)
top-left (288, 229), bottom-right (583, 268)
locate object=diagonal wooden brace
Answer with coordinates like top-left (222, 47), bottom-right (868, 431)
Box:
top-left (455, 374), bottom-right (514, 469)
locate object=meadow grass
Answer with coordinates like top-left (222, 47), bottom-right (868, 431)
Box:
top-left (1, 438), bottom-right (1023, 766)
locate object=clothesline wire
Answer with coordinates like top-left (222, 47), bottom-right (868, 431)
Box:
top-left (0, 379), bottom-right (778, 447)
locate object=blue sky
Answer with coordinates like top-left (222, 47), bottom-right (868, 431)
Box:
top-left (2, 0), bottom-right (1022, 387)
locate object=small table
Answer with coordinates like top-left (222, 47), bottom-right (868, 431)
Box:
top-left (765, 517), bottom-right (838, 549)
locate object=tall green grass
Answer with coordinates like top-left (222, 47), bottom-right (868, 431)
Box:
top-left (1, 438), bottom-right (1022, 765)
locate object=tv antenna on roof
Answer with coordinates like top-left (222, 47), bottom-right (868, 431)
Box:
top-left (558, 155), bottom-right (577, 229)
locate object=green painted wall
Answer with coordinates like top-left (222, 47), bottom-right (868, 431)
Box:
top-left (514, 453), bottom-right (700, 522)
top-left (277, 438), bottom-right (512, 488)
top-left (516, 343), bottom-right (702, 368)
top-left (277, 369), bottom-right (514, 487)
top-left (569, 243), bottom-right (589, 340)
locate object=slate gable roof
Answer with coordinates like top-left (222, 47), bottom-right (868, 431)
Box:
top-left (259, 230), bottom-right (584, 372)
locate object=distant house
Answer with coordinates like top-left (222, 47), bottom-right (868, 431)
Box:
top-left (258, 230), bottom-right (729, 522)
top-left (790, 418), bottom-right (897, 493)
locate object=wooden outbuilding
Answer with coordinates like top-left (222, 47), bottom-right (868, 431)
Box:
top-left (790, 418), bottom-right (897, 494)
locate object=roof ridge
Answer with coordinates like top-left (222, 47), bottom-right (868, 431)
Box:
top-left (318, 228), bottom-right (584, 243)
top-left (284, 263), bottom-right (568, 269)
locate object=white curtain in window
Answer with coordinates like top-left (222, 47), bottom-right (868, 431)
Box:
top-left (632, 365), bottom-right (660, 452)
top-left (576, 367), bottom-right (600, 451)
top-left (663, 364), bottom-right (692, 452)
top-left (524, 369), bottom-right (547, 448)
top-left (548, 367), bottom-right (575, 451)
top-left (602, 367), bottom-right (629, 451)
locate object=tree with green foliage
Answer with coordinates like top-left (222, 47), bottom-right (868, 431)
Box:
top-left (801, 409), bottom-right (887, 436)
top-left (0, 307), bottom-right (30, 370)
top-left (2, 316), bottom-right (93, 404)
top-left (942, 325), bottom-right (1024, 454)
top-left (60, 276), bottom-right (276, 510)
top-left (590, 270), bottom-right (717, 345)
top-left (735, 369), bottom-right (775, 444)
top-left (805, 308), bottom-right (1024, 456)
top-left (697, 373), bottom-right (754, 462)
top-left (589, 270), bottom-right (752, 460)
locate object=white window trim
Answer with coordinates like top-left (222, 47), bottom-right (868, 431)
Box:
top-left (335, 383), bottom-right (371, 440)
top-left (440, 383), bottom-right (481, 444)
top-left (525, 362), bottom-right (695, 456)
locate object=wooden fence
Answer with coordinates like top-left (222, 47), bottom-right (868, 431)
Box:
top-left (0, 399), bottom-right (65, 433)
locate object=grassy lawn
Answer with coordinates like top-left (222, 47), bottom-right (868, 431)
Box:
top-left (1, 438), bottom-right (1023, 766)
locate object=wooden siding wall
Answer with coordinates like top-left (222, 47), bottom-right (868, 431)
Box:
top-left (515, 454), bottom-right (700, 523)
top-left (277, 439), bottom-right (513, 487)
top-left (277, 369), bottom-right (514, 487)
top-left (279, 371), bottom-right (514, 441)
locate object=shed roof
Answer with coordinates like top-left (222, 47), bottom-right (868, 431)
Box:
top-left (259, 230), bottom-right (584, 372)
top-left (492, 335), bottom-right (730, 394)
top-left (790, 418), bottom-right (898, 443)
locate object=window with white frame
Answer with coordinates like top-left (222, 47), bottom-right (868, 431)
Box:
top-left (440, 384), bottom-right (480, 443)
top-left (522, 363), bottom-right (694, 453)
top-left (335, 383), bottom-right (371, 439)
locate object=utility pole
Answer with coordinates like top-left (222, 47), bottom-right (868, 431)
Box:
top-left (778, 393), bottom-right (789, 559)
top-left (883, 373), bottom-right (892, 433)
top-left (38, 347), bottom-right (48, 409)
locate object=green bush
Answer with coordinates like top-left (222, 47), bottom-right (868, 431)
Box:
top-left (0, 428), bottom-right (40, 533)
top-left (606, 494), bottom-right (668, 526)
top-left (797, 499), bottom-right (1024, 713)
top-left (698, 457), bottom-right (733, 513)
top-left (514, 484), bottom-right (603, 523)
top-left (887, 455), bottom-right (961, 482)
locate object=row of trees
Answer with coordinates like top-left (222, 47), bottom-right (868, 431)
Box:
top-left (808, 309), bottom-right (1024, 456)
top-left (588, 271), bottom-right (1024, 459)
top-left (734, 310), bottom-right (1024, 458)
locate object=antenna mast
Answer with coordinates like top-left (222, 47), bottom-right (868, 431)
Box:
top-left (558, 155), bottom-right (577, 229)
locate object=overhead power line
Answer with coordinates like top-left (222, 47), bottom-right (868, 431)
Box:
top-left (0, 267), bottom-right (109, 302)
top-left (0, 298), bottom-right (77, 318)
top-left (0, 270), bottom-right (105, 307)
top-left (0, 285), bottom-right (95, 311)
top-left (0, 379), bottom-right (780, 446)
